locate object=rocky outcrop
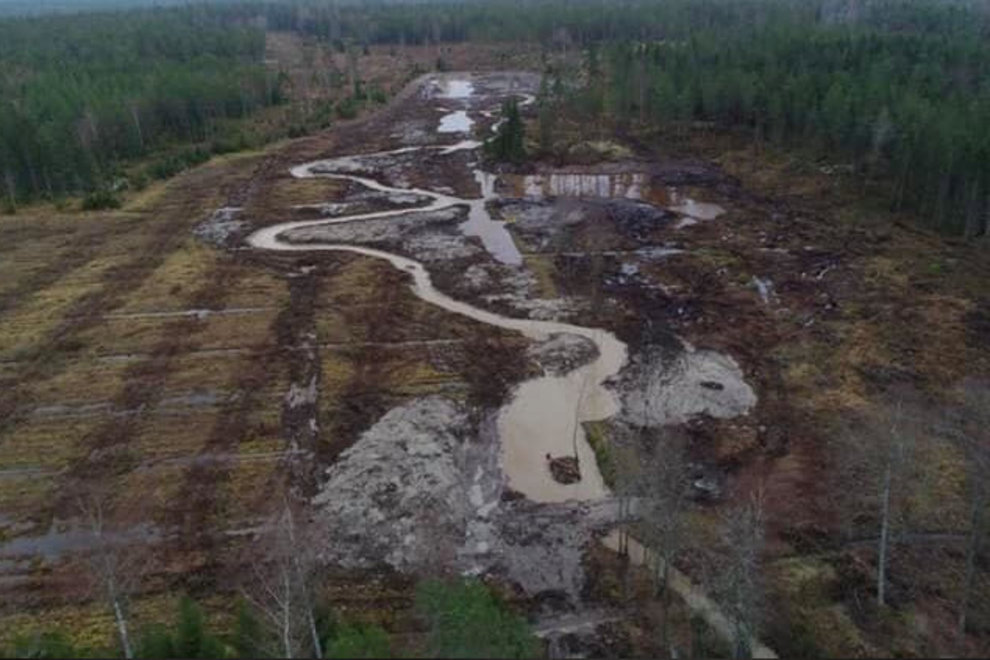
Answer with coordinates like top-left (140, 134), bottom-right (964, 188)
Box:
top-left (311, 396), bottom-right (500, 572)
top-left (194, 207), bottom-right (247, 248)
top-left (310, 396), bottom-right (623, 602)
top-left (527, 333), bottom-right (600, 377)
top-left (618, 342), bottom-right (757, 427)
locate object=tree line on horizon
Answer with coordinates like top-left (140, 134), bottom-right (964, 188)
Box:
top-left (584, 30), bottom-right (990, 236)
top-left (1, 0), bottom-right (988, 235)
top-left (0, 6), bottom-right (284, 208)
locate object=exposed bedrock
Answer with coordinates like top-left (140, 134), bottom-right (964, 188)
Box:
top-left (282, 206), bottom-right (482, 263)
top-left (526, 333), bottom-right (600, 377)
top-left (310, 395), bottom-right (620, 602)
top-left (617, 342), bottom-right (757, 427)
top-left (311, 396), bottom-right (495, 572)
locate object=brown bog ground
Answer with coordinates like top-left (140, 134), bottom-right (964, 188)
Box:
top-left (1, 37), bottom-right (988, 658)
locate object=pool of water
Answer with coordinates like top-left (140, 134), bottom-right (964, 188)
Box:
top-left (507, 172), bottom-right (727, 221)
top-left (438, 110), bottom-right (475, 134)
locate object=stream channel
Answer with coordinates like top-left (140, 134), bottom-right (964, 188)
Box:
top-left (245, 75), bottom-right (775, 658)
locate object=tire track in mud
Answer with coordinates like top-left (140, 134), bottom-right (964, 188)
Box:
top-left (3, 168), bottom-right (258, 531)
top-left (60, 259), bottom-right (241, 482)
top-left (0, 217), bottom-right (183, 428)
top-left (0, 164), bottom-right (257, 433)
top-left (242, 81), bottom-right (780, 656)
top-left (317, 262), bottom-right (399, 469)
top-left (0, 214), bottom-right (147, 317)
top-left (164, 333), bottom-right (280, 568)
top-left (273, 265), bottom-right (324, 489)
top-left (42, 252), bottom-right (278, 590)
top-left (249, 149), bottom-right (627, 503)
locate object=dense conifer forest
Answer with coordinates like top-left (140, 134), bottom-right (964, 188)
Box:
top-left (0, 6), bottom-right (282, 205)
top-left (2, 0), bottom-right (988, 233)
top-left (3, 1), bottom-right (990, 657)
top-left (591, 25), bottom-right (990, 235)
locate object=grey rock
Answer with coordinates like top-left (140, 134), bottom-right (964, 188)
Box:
top-left (527, 333), bottom-right (600, 377)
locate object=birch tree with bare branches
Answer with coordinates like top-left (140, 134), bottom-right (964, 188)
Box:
top-left (639, 432), bottom-right (692, 654)
top-left (939, 379), bottom-right (990, 639)
top-left (612, 443), bottom-right (642, 560)
top-left (242, 495), bottom-right (324, 658)
top-left (830, 393), bottom-right (924, 607)
top-left (712, 490), bottom-right (766, 660)
top-left (77, 492), bottom-right (140, 659)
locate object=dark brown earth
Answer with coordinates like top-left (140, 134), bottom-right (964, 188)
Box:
top-left (1, 43), bottom-right (989, 657)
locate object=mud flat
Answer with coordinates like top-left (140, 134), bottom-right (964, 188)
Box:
top-left (248, 75), bottom-right (623, 500)
top-left (248, 228), bottom-right (627, 502)
top-left (244, 71), bottom-right (771, 655)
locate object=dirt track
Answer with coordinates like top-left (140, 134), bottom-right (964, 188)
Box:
top-left (234, 71), bottom-right (778, 655)
top-left (3, 51), bottom-right (990, 655)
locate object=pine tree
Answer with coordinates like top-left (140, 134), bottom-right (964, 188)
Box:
top-left (485, 97), bottom-right (526, 164)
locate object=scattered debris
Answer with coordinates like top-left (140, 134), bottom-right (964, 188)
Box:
top-left (527, 333), bottom-right (599, 376)
top-left (194, 207), bottom-right (247, 247)
top-left (548, 455), bottom-right (581, 484)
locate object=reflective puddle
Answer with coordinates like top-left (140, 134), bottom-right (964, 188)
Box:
top-left (520, 173), bottom-right (646, 199)
top-left (438, 110), bottom-right (474, 134)
top-left (438, 79), bottom-right (474, 100)
top-left (666, 189), bottom-right (726, 221)
top-left (508, 172), bottom-right (726, 222)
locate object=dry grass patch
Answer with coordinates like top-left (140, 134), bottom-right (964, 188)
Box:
top-left (30, 358), bottom-right (131, 404)
top-left (905, 434), bottom-right (968, 531)
top-left (124, 150), bottom-right (264, 215)
top-left (522, 254), bottom-right (559, 298)
top-left (261, 176), bottom-right (349, 210)
top-left (0, 261), bottom-right (131, 360)
top-left (235, 407), bottom-right (283, 456)
top-left (74, 318), bottom-right (169, 355)
top-left (122, 178), bottom-right (173, 213)
top-left (382, 358), bottom-right (462, 396)
top-left (157, 354), bottom-right (244, 394)
top-left (905, 295), bottom-right (972, 387)
top-left (0, 591), bottom-right (235, 652)
top-left (315, 311), bottom-right (355, 344)
top-left (0, 417), bottom-right (98, 469)
top-left (117, 242), bottom-right (219, 313)
top-left (317, 257), bottom-right (388, 307)
top-left (131, 413), bottom-right (217, 460)
top-left (398, 297), bottom-right (501, 342)
top-left (192, 312), bottom-right (278, 350)
top-left (0, 473), bottom-right (54, 528)
top-left (834, 321), bottom-right (891, 395)
top-left (0, 597), bottom-right (121, 651)
top-left (217, 457), bottom-right (279, 523)
top-left (114, 462), bottom-right (190, 520)
top-left (221, 267), bottom-right (287, 309)
top-left (861, 255), bottom-right (910, 291)
top-left (766, 556), bottom-right (870, 657)
top-left (774, 337), bottom-right (868, 413)
top-left (320, 352), bottom-right (357, 401)
top-left (718, 146), bottom-right (832, 199)
top-left (0, 237), bottom-right (79, 291)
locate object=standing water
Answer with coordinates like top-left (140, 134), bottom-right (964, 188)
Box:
top-left (244, 75), bottom-right (775, 656)
top-left (438, 110), bottom-right (475, 134)
top-left (248, 77), bottom-right (623, 500)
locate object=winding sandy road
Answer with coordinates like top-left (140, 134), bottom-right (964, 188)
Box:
top-left (248, 138), bottom-right (626, 502)
top-left (244, 74), bottom-right (775, 657)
